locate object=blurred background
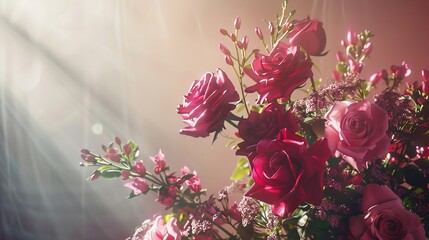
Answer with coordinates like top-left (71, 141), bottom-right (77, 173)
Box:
top-left (1, 0), bottom-right (428, 239)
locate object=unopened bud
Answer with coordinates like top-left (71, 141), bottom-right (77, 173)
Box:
top-left (242, 36), bottom-right (249, 49)
top-left (234, 16), bottom-right (241, 30)
top-left (225, 55), bottom-right (234, 66)
top-left (255, 27), bottom-right (263, 40)
top-left (85, 155), bottom-right (96, 163)
top-left (101, 144), bottom-right (107, 152)
top-left (369, 72), bottom-right (382, 85)
top-left (123, 144), bottom-right (131, 156)
top-left (340, 40), bottom-right (346, 48)
top-left (115, 136), bottom-right (121, 145)
top-left (363, 42), bottom-right (372, 55)
top-left (230, 33), bottom-right (237, 42)
top-left (81, 148), bottom-right (90, 155)
top-left (336, 51), bottom-right (346, 62)
top-left (89, 170), bottom-right (100, 181)
top-left (236, 41), bottom-right (244, 49)
top-left (351, 174), bottom-right (363, 185)
top-left (121, 170), bottom-right (130, 180)
top-left (347, 31), bottom-right (358, 45)
top-left (268, 22), bottom-right (274, 35)
top-left (219, 43), bottom-right (231, 56)
top-left (219, 29), bottom-right (228, 36)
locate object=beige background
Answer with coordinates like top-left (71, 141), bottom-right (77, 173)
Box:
top-left (1, 0), bottom-right (429, 239)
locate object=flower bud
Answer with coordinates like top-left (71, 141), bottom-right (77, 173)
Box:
top-left (123, 144), bottom-right (131, 156)
top-left (422, 69), bottom-right (429, 94)
top-left (89, 170), bottom-right (100, 181)
top-left (230, 33), bottom-right (237, 42)
top-left (225, 55), bottom-right (234, 66)
top-left (268, 21), bottom-right (275, 35)
top-left (242, 36), bottom-right (249, 49)
top-left (234, 16), bottom-right (241, 30)
top-left (84, 155), bottom-right (96, 163)
top-left (332, 70), bottom-right (341, 81)
top-left (121, 170), bottom-right (130, 180)
top-left (363, 42), bottom-right (372, 55)
top-left (369, 72), bottom-right (382, 85)
top-left (115, 136), bottom-right (121, 145)
top-left (255, 27), bottom-right (263, 40)
top-left (347, 31), bottom-right (358, 45)
top-left (81, 148), bottom-right (90, 155)
top-left (236, 41), bottom-right (243, 49)
top-left (336, 51), bottom-right (346, 62)
top-left (219, 28), bottom-right (228, 36)
top-left (351, 174), bottom-right (363, 185)
top-left (219, 43), bottom-right (231, 56)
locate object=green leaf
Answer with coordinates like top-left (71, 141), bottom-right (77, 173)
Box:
top-left (97, 165), bottom-right (116, 172)
top-left (231, 156), bottom-right (250, 181)
top-left (99, 169), bottom-right (122, 179)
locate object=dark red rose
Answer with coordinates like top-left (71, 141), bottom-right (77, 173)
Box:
top-left (236, 103), bottom-right (299, 159)
top-left (177, 69), bottom-right (239, 138)
top-left (288, 17), bottom-right (327, 56)
top-left (244, 42), bottom-right (313, 103)
top-left (245, 129), bottom-right (330, 218)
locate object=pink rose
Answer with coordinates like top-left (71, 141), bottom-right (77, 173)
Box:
top-left (324, 100), bottom-right (390, 171)
top-left (245, 129), bottom-right (330, 218)
top-left (349, 184), bottom-right (425, 240)
top-left (288, 17), bottom-right (327, 56)
top-left (147, 216), bottom-right (182, 240)
top-left (236, 103), bottom-right (299, 159)
top-left (177, 69), bottom-right (239, 138)
top-left (244, 42), bottom-right (313, 103)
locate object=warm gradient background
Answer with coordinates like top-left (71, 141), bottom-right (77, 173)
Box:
top-left (1, 0), bottom-right (429, 239)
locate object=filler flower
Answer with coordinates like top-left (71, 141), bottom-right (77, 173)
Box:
top-left (245, 129), bottom-right (330, 218)
top-left (324, 100), bottom-right (390, 171)
top-left (349, 184), bottom-right (425, 240)
top-left (288, 17), bottom-right (327, 56)
top-left (244, 42), bottom-right (313, 103)
top-left (177, 69), bottom-right (239, 138)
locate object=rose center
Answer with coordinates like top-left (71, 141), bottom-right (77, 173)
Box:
top-left (345, 114), bottom-right (367, 133)
top-left (272, 53), bottom-right (284, 64)
top-left (373, 213), bottom-right (407, 240)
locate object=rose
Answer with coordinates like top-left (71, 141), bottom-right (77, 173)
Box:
top-left (245, 129), bottom-right (330, 218)
top-left (244, 42), bottom-right (313, 103)
top-left (236, 103), bottom-right (299, 159)
top-left (324, 100), bottom-right (390, 171)
top-left (288, 17), bottom-right (327, 56)
top-left (177, 68), bottom-right (239, 138)
top-left (146, 216), bottom-right (182, 240)
top-left (349, 184), bottom-right (425, 240)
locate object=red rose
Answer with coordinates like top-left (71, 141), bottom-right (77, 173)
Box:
top-left (288, 17), bottom-right (327, 56)
top-left (244, 42), bottom-right (313, 103)
top-left (177, 69), bottom-right (239, 138)
top-left (236, 103), bottom-right (299, 159)
top-left (245, 129), bottom-right (330, 218)
top-left (349, 184), bottom-right (425, 240)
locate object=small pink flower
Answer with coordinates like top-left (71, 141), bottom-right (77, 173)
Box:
top-left (150, 149), bottom-right (166, 174)
top-left (105, 147), bottom-right (121, 162)
top-left (181, 166), bottom-right (202, 193)
top-left (124, 177), bottom-right (149, 195)
top-left (349, 184), bottom-right (425, 240)
top-left (324, 100), bottom-right (390, 171)
top-left (132, 160), bottom-right (146, 176)
top-left (369, 72), bottom-right (382, 85)
top-left (147, 216), bottom-right (182, 240)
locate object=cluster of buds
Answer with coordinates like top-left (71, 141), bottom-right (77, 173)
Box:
top-left (80, 137), bottom-right (204, 209)
top-left (333, 30), bottom-right (373, 81)
top-left (371, 61), bottom-right (411, 90)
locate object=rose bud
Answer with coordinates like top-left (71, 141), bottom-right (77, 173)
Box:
top-left (255, 27), bottom-right (264, 40)
top-left (369, 72), bottom-right (382, 85)
top-left (347, 31), bottom-right (358, 45)
top-left (219, 28), bottom-right (228, 36)
top-left (288, 17), bottom-right (327, 56)
top-left (219, 43), bottom-right (231, 56)
top-left (234, 16), bottom-right (241, 30)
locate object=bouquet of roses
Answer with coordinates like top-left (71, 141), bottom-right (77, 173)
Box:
top-left (80, 1), bottom-right (429, 239)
